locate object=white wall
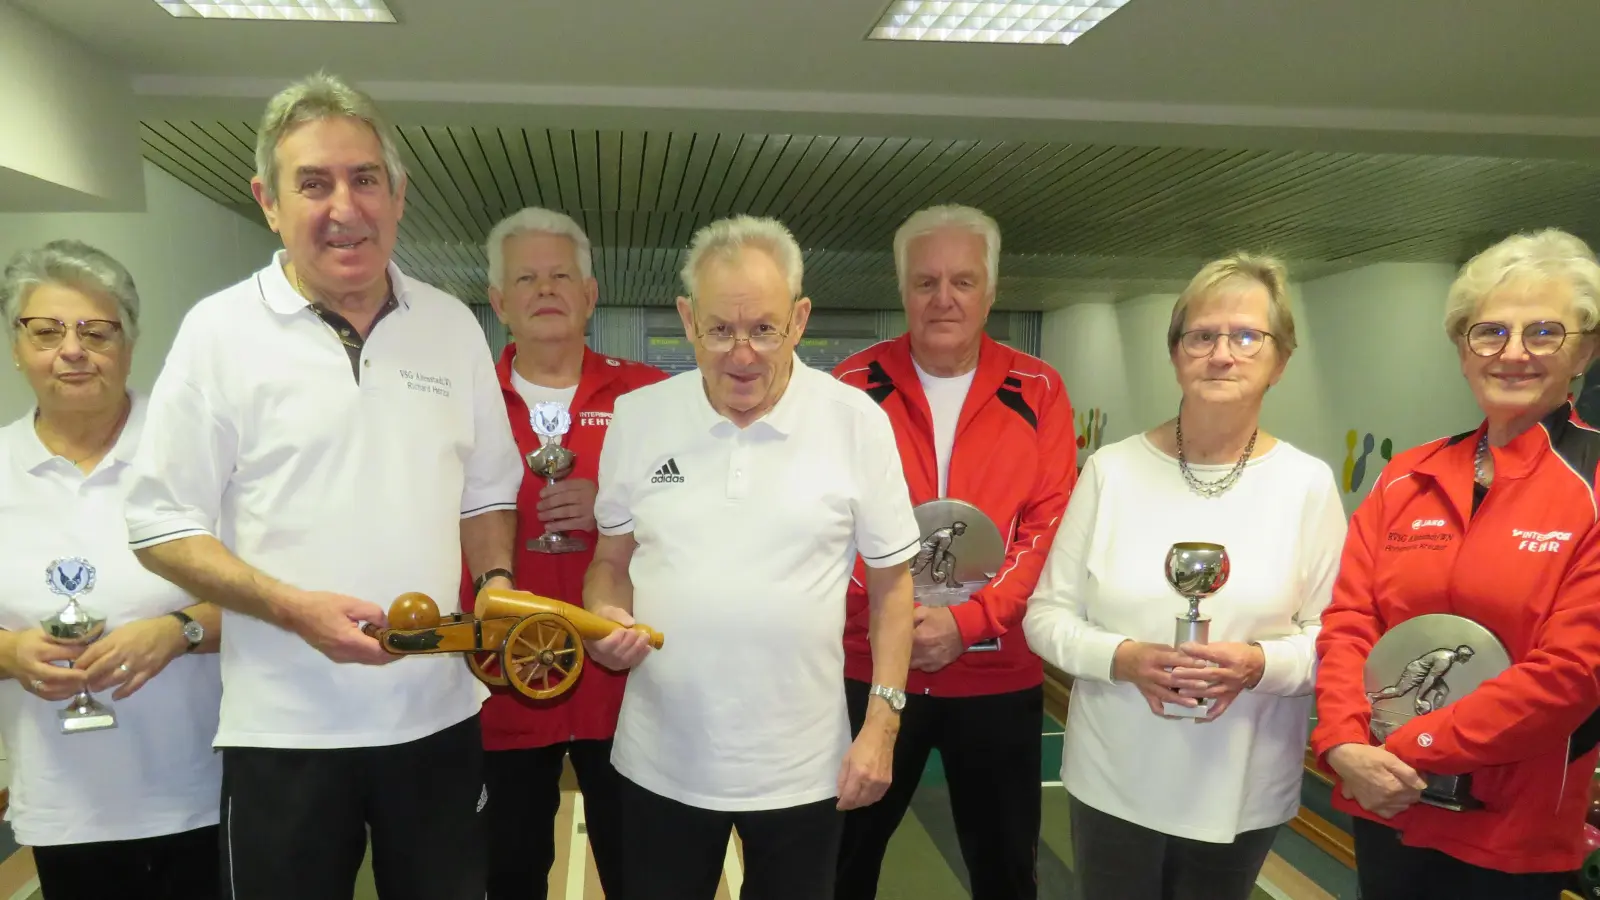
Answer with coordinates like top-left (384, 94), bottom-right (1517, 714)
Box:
top-left (0, 2), bottom-right (143, 211)
top-left (0, 160), bottom-right (282, 421)
top-left (1041, 263), bottom-right (1480, 514)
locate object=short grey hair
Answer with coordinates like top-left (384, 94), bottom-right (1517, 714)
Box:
top-left (255, 71), bottom-right (406, 204)
top-left (680, 215), bottom-right (803, 301)
top-left (893, 204), bottom-right (1001, 294)
top-left (1443, 229), bottom-right (1600, 340)
top-left (1, 240), bottom-right (141, 343)
top-left (486, 208), bottom-right (594, 288)
top-left (1166, 253), bottom-right (1297, 356)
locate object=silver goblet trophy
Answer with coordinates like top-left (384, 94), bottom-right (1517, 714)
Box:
top-left (525, 401), bottom-right (587, 554)
top-left (41, 557), bottom-right (117, 733)
top-left (1162, 542), bottom-right (1230, 719)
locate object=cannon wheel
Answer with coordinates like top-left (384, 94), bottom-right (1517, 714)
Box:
top-left (466, 650), bottom-right (509, 686)
top-left (503, 613), bottom-right (584, 701)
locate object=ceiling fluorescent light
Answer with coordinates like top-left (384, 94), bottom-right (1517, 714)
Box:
top-left (154, 0), bottom-right (396, 23)
top-left (867, 0), bottom-right (1128, 45)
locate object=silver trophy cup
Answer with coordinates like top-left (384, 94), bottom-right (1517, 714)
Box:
top-left (1364, 613), bottom-right (1511, 811)
top-left (1163, 542), bottom-right (1230, 718)
top-left (909, 499), bottom-right (1005, 651)
top-left (525, 401), bottom-right (587, 555)
top-left (41, 558), bottom-right (116, 734)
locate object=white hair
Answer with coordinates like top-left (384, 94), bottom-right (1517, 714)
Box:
top-left (255, 71), bottom-right (406, 204)
top-left (2, 239), bottom-right (141, 343)
top-left (485, 207), bottom-right (594, 288)
top-left (893, 204), bottom-right (1001, 294)
top-left (1445, 228), bottom-right (1600, 340)
top-left (680, 215), bottom-right (803, 301)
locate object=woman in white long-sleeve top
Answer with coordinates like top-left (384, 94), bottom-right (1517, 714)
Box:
top-left (1023, 253), bottom-right (1347, 900)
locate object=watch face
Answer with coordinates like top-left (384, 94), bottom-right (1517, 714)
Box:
top-left (183, 621), bottom-right (204, 643)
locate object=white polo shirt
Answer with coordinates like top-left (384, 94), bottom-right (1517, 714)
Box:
top-left (124, 251), bottom-right (522, 750)
top-left (595, 358), bottom-right (920, 811)
top-left (0, 394), bottom-right (222, 847)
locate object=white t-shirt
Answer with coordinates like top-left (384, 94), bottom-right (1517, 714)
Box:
top-left (509, 366), bottom-right (578, 416)
top-left (912, 358), bottom-right (976, 498)
top-left (1022, 433), bottom-right (1346, 842)
top-left (593, 359), bottom-right (921, 811)
top-left (124, 252), bottom-right (523, 750)
top-left (0, 395), bottom-right (222, 847)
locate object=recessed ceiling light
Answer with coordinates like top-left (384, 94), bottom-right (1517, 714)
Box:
top-left (154, 0), bottom-right (396, 23)
top-left (867, 0), bottom-right (1128, 45)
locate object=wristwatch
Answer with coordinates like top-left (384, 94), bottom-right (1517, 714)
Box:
top-left (868, 683), bottom-right (907, 712)
top-left (474, 567), bottom-right (515, 594)
top-left (169, 610), bottom-right (204, 653)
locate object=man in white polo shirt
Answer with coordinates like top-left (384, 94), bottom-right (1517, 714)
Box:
top-left (123, 72), bottom-right (521, 900)
top-left (583, 215), bottom-right (920, 900)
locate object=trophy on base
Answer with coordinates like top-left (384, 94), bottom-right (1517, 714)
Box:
top-left (909, 499), bottom-right (1005, 651)
top-left (41, 557), bottom-right (116, 734)
top-left (525, 401), bottom-right (586, 554)
top-left (1163, 542), bottom-right (1230, 719)
top-left (1364, 613), bottom-right (1510, 811)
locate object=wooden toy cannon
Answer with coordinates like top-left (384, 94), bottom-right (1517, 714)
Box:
top-left (363, 588), bottom-right (664, 701)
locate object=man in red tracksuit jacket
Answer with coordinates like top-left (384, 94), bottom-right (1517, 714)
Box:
top-left (832, 204), bottom-right (1077, 900)
top-left (462, 209), bottom-right (666, 900)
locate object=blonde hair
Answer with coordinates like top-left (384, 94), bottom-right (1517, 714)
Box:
top-left (1166, 253), bottom-right (1297, 356)
top-left (1443, 229), bottom-right (1600, 341)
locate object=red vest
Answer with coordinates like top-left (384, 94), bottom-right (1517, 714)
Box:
top-left (460, 345), bottom-right (667, 750)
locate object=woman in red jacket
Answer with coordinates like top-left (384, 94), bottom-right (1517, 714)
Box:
top-left (1313, 228), bottom-right (1600, 900)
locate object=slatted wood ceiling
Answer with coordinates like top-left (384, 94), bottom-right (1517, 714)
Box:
top-left (139, 122), bottom-right (1600, 310)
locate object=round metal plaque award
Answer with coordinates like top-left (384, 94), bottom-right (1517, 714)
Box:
top-left (909, 499), bottom-right (1005, 651)
top-left (1364, 613), bottom-right (1511, 811)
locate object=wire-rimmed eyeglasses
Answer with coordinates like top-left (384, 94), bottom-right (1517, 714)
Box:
top-left (1177, 328), bottom-right (1274, 359)
top-left (14, 317), bottom-right (125, 354)
top-left (1462, 321), bottom-right (1580, 357)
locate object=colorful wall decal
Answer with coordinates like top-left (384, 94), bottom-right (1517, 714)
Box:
top-left (1343, 428), bottom-right (1394, 493)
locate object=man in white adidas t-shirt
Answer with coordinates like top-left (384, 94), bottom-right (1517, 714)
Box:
top-left (582, 215), bottom-right (920, 900)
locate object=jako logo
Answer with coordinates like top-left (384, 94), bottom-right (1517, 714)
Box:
top-left (651, 458), bottom-right (685, 484)
top-left (1412, 518), bottom-right (1445, 530)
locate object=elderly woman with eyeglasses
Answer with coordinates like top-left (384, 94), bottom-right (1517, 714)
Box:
top-left (1024, 253), bottom-right (1346, 900)
top-left (1313, 228), bottom-right (1600, 900)
top-left (0, 240), bottom-right (223, 899)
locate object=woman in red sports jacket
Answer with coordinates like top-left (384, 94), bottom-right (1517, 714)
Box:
top-left (1313, 228), bottom-right (1600, 900)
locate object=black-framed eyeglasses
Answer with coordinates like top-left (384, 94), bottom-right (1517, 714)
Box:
top-left (1177, 328), bottom-right (1274, 359)
top-left (14, 317), bottom-right (124, 353)
top-left (1462, 321), bottom-right (1580, 357)
top-left (693, 308), bottom-right (795, 354)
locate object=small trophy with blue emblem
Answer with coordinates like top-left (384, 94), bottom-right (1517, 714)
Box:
top-left (525, 401), bottom-right (587, 554)
top-left (41, 557), bottom-right (117, 733)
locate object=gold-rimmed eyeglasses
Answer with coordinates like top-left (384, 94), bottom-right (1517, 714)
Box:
top-left (14, 317), bottom-right (124, 354)
top-left (693, 311), bottom-right (794, 354)
top-left (1462, 321), bottom-right (1581, 357)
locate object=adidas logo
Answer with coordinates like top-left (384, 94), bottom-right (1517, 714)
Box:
top-left (651, 458), bottom-right (685, 484)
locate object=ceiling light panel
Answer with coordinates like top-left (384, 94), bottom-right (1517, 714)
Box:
top-left (154, 0), bottom-right (396, 23)
top-left (868, 0), bottom-right (1129, 45)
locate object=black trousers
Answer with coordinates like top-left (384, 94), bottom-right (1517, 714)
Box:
top-left (834, 679), bottom-right (1043, 900)
top-left (1068, 794), bottom-right (1278, 900)
top-left (1352, 818), bottom-right (1569, 900)
top-left (484, 738), bottom-right (626, 900)
top-left (218, 714), bottom-right (486, 900)
top-left (34, 825), bottom-right (219, 900)
top-left (618, 774), bottom-right (843, 900)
